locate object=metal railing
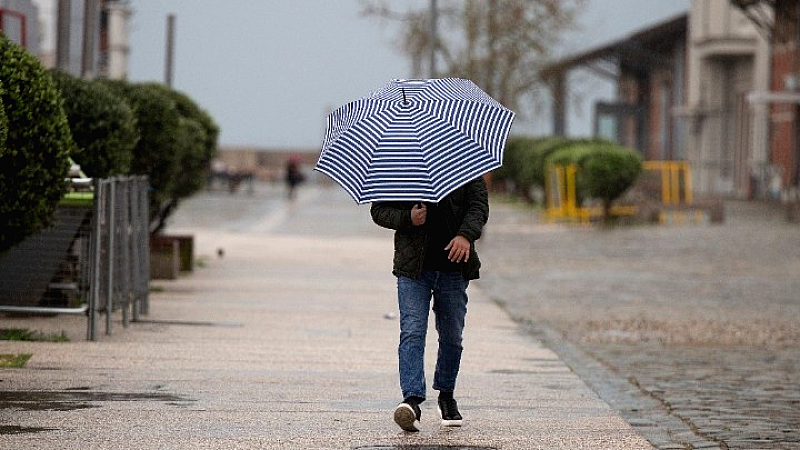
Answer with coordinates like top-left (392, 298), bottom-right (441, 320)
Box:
top-left (87, 177), bottom-right (150, 340)
top-left (0, 176), bottom-right (150, 340)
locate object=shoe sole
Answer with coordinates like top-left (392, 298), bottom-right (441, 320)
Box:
top-left (393, 404), bottom-right (420, 432)
top-left (437, 406), bottom-right (463, 427)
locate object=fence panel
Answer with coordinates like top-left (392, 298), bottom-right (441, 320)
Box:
top-left (0, 176), bottom-right (149, 340)
top-left (87, 177), bottom-right (150, 340)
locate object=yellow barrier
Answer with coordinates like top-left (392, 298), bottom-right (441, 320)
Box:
top-left (544, 163), bottom-right (636, 223)
top-left (545, 160), bottom-right (693, 223)
top-left (641, 161), bottom-right (698, 224)
top-left (642, 161), bottom-right (693, 205)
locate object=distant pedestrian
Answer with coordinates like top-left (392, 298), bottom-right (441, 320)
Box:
top-left (285, 158), bottom-right (304, 200)
top-left (370, 176), bottom-right (489, 432)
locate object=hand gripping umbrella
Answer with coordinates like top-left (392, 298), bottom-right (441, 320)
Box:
top-left (315, 78), bottom-right (515, 204)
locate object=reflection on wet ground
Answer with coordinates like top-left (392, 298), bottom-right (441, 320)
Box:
top-left (0, 389), bottom-right (194, 434)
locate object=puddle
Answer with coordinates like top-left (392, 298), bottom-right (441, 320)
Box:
top-left (0, 425), bottom-right (58, 435)
top-left (0, 389), bottom-right (194, 412)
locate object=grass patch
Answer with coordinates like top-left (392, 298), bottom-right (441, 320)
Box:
top-left (0, 353), bottom-right (32, 368)
top-left (0, 329), bottom-right (70, 342)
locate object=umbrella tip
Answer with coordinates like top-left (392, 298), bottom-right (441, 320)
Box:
top-left (402, 87), bottom-right (408, 105)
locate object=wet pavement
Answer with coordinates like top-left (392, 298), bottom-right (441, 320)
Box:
top-left (0, 182), bottom-right (652, 449)
top-left (478, 199), bottom-right (800, 449)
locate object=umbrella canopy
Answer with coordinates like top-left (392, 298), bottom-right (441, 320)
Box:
top-left (315, 78), bottom-right (515, 204)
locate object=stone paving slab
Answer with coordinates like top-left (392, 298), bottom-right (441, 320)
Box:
top-left (0, 185), bottom-right (652, 449)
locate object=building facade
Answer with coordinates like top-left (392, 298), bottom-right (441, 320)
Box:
top-left (0, 0), bottom-right (131, 80)
top-left (683, 0), bottom-right (771, 199)
top-left (0, 0), bottom-right (39, 51)
top-left (767, 0), bottom-right (799, 199)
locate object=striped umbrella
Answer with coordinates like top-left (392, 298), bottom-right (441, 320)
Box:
top-left (315, 78), bottom-right (515, 204)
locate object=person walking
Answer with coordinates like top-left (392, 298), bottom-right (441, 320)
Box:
top-left (285, 158), bottom-right (304, 200)
top-left (370, 176), bottom-right (489, 432)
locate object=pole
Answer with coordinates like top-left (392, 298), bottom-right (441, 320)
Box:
top-left (82, 0), bottom-right (100, 78)
top-left (429, 0), bottom-right (437, 78)
top-left (165, 14), bottom-right (176, 87)
top-left (56, 0), bottom-right (71, 72)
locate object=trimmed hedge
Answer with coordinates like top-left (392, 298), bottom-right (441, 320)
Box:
top-left (149, 84), bottom-right (219, 201)
top-left (0, 36), bottom-right (74, 252)
top-left (132, 83), bottom-right (218, 234)
top-left (49, 70), bottom-right (138, 178)
top-left (100, 80), bottom-right (184, 232)
top-left (0, 79), bottom-right (7, 150)
top-left (99, 81), bottom-right (219, 234)
top-left (547, 141), bottom-right (642, 219)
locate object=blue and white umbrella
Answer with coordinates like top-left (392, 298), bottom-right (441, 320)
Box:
top-left (315, 78), bottom-right (515, 204)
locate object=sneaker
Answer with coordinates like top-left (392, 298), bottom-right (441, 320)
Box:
top-left (437, 397), bottom-right (463, 427)
top-left (393, 398), bottom-right (422, 432)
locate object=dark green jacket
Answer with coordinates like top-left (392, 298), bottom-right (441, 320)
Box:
top-left (370, 177), bottom-right (489, 281)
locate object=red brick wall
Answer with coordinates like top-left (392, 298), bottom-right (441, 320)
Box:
top-left (770, 1), bottom-right (799, 187)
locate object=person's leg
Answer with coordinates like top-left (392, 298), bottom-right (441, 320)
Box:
top-left (395, 273), bottom-right (435, 431)
top-left (431, 272), bottom-right (468, 426)
top-left (431, 272), bottom-right (469, 394)
top-left (397, 273), bottom-right (434, 400)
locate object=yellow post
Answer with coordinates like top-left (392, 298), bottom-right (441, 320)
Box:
top-left (683, 161), bottom-right (693, 204)
top-left (566, 164), bottom-right (577, 218)
top-left (671, 162), bottom-right (681, 206)
top-left (660, 165), bottom-right (671, 205)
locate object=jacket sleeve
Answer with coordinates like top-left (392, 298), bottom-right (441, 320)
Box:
top-left (457, 178), bottom-right (489, 242)
top-left (370, 202), bottom-right (413, 231)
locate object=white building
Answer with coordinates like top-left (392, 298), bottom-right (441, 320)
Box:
top-left (682, 0), bottom-right (772, 198)
top-left (0, 0), bottom-right (39, 51)
top-left (1, 0), bottom-right (131, 80)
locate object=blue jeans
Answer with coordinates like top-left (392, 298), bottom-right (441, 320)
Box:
top-left (397, 270), bottom-right (469, 400)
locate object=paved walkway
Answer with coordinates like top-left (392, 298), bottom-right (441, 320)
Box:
top-left (1, 184), bottom-right (652, 449)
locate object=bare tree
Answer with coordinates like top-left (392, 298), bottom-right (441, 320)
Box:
top-left (360, 0), bottom-right (585, 112)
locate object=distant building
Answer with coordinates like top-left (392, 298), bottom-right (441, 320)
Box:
top-left (683, 0), bottom-right (771, 199)
top-left (99, 0), bottom-right (131, 79)
top-left (728, 0), bottom-right (800, 200)
top-left (542, 14), bottom-right (692, 178)
top-left (543, 0), bottom-right (799, 202)
top-left (1, 0), bottom-right (131, 80)
top-left (0, 0), bottom-right (39, 51)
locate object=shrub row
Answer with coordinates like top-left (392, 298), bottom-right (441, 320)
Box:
top-left (0, 36), bottom-right (73, 252)
top-left (0, 36), bottom-right (219, 252)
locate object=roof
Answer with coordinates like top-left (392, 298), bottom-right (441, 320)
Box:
top-left (541, 13), bottom-right (689, 78)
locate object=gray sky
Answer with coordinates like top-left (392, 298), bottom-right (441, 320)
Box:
top-left (128, 0), bottom-right (689, 150)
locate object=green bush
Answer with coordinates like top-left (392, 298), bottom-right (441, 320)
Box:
top-left (547, 141), bottom-right (642, 221)
top-left (49, 70), bottom-right (138, 178)
top-left (495, 136), bottom-right (538, 197)
top-left (0, 79), bottom-right (7, 150)
top-left (100, 81), bottom-right (218, 234)
top-left (150, 84), bottom-right (219, 202)
top-left (522, 137), bottom-right (571, 190)
top-left (0, 36), bottom-right (74, 252)
top-left (583, 144), bottom-right (642, 217)
top-left (100, 80), bottom-right (184, 233)
top-left (134, 83), bottom-right (218, 234)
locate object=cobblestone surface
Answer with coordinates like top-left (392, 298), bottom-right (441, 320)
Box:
top-left (477, 200), bottom-right (800, 449)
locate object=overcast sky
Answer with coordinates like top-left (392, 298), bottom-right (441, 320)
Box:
top-left (127, 0), bottom-right (689, 150)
